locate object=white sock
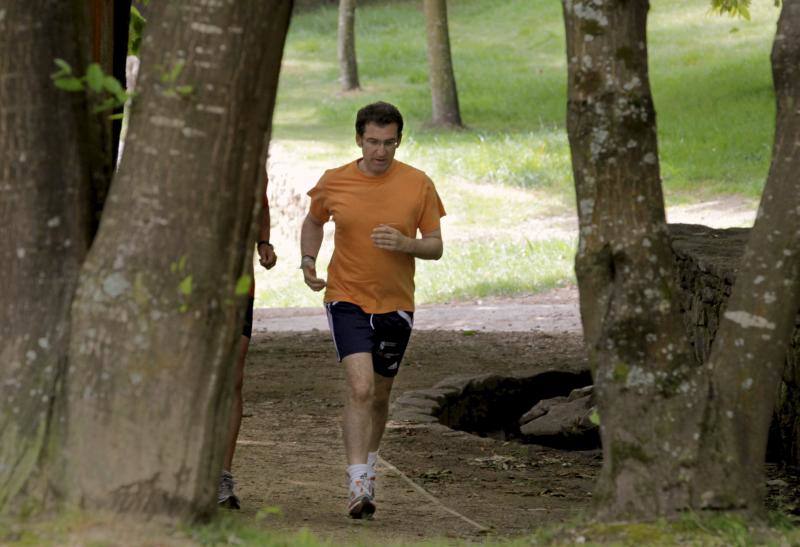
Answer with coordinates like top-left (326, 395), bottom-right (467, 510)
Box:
top-left (347, 463), bottom-right (370, 483)
top-left (367, 451), bottom-right (378, 479)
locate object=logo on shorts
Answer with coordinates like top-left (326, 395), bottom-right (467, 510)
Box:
top-left (387, 362), bottom-right (398, 370)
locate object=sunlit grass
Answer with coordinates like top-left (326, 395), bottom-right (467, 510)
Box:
top-left (256, 236), bottom-right (576, 308)
top-left (259, 0), bottom-right (778, 307)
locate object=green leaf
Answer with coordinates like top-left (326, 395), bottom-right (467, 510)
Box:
top-left (103, 75), bottom-right (127, 102)
top-left (92, 97), bottom-right (118, 114)
top-left (255, 506), bottom-right (283, 520)
top-left (86, 63), bottom-right (104, 93)
top-left (54, 58), bottom-right (72, 72)
top-left (162, 60), bottom-right (185, 84)
top-left (179, 275), bottom-right (193, 296)
top-left (175, 85), bottom-right (194, 97)
top-left (589, 409), bottom-right (600, 426)
top-left (51, 58), bottom-right (73, 78)
top-left (108, 112), bottom-right (125, 121)
top-left (235, 274), bottom-right (253, 296)
top-left (53, 77), bottom-right (84, 92)
top-left (178, 255), bottom-right (187, 272)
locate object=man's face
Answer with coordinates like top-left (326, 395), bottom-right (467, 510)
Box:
top-left (356, 122), bottom-right (401, 177)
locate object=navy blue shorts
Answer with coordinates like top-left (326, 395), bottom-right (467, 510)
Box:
top-left (242, 297), bottom-right (254, 338)
top-left (325, 301), bottom-right (414, 378)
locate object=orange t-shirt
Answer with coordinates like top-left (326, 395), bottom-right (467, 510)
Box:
top-left (307, 160), bottom-right (446, 313)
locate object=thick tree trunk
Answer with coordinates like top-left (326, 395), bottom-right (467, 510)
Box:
top-left (563, 0), bottom-right (705, 517)
top-left (694, 0), bottom-right (800, 510)
top-left (64, 0), bottom-right (293, 517)
top-left (423, 0), bottom-right (462, 127)
top-left (0, 1), bottom-right (95, 514)
top-left (337, 0), bottom-right (360, 91)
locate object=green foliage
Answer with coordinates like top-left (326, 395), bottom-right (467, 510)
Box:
top-left (157, 60), bottom-right (196, 99)
top-left (235, 274), bottom-right (253, 296)
top-left (178, 275), bottom-right (193, 296)
top-left (129, 5), bottom-right (146, 56)
top-left (50, 59), bottom-right (131, 114)
top-left (256, 0), bottom-right (778, 308)
top-left (710, 0), bottom-right (780, 20)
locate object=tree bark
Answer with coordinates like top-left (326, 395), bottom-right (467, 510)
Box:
top-left (337, 0), bottom-right (360, 91)
top-left (563, 0), bottom-right (706, 517)
top-left (424, 0), bottom-right (462, 127)
top-left (63, 0), bottom-right (293, 517)
top-left (694, 0), bottom-right (800, 510)
top-left (0, 0), bottom-right (95, 514)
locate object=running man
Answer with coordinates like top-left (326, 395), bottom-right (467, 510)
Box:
top-left (300, 102), bottom-right (445, 519)
top-left (218, 175), bottom-right (277, 509)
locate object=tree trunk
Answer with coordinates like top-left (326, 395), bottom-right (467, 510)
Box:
top-left (337, 0), bottom-right (360, 91)
top-left (423, 0), bottom-right (462, 127)
top-left (0, 0), bottom-right (96, 514)
top-left (693, 0), bottom-right (800, 510)
top-left (62, 0), bottom-right (293, 517)
top-left (563, 0), bottom-right (706, 517)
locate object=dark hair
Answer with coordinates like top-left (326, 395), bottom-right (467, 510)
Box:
top-left (355, 101), bottom-right (404, 138)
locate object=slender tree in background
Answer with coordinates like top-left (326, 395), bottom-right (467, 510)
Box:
top-left (337, 0), bottom-right (360, 91)
top-left (563, 0), bottom-right (799, 518)
top-left (423, 0), bottom-right (462, 127)
top-left (0, 0), bottom-right (293, 518)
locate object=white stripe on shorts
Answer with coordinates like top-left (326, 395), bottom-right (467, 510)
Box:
top-left (397, 310), bottom-right (414, 328)
top-left (325, 302), bottom-right (342, 361)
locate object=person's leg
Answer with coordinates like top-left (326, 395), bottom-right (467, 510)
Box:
top-left (342, 351), bottom-right (378, 518)
top-left (224, 334), bottom-right (249, 471)
top-left (342, 352), bottom-right (375, 466)
top-left (219, 298), bottom-right (254, 509)
top-left (369, 373), bottom-right (394, 453)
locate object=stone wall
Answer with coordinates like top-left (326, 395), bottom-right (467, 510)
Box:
top-left (670, 223), bottom-right (800, 465)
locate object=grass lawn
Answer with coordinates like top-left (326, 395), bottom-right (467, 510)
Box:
top-left (256, 0), bottom-right (777, 308)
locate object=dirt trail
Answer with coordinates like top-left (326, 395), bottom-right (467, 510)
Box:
top-left (236, 327), bottom-right (593, 543)
top-left (232, 198), bottom-right (771, 543)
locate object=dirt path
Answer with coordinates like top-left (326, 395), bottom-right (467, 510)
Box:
top-left (232, 197), bottom-right (774, 543)
top-left (236, 326), bottom-right (594, 543)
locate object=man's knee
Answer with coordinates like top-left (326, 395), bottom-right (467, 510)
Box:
top-left (348, 378), bottom-right (374, 405)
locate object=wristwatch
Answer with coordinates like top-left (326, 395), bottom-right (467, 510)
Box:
top-left (300, 254), bottom-right (315, 269)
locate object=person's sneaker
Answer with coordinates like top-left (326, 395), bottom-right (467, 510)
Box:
top-left (218, 470), bottom-right (241, 510)
top-left (347, 472), bottom-right (375, 519)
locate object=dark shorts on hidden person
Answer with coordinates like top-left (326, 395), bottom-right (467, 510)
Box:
top-left (242, 297), bottom-right (254, 338)
top-left (325, 301), bottom-right (414, 378)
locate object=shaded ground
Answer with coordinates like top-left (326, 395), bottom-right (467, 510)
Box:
top-left (233, 286), bottom-right (800, 544)
top-left (234, 328), bottom-right (595, 544)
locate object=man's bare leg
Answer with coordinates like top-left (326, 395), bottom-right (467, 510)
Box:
top-left (369, 374), bottom-right (394, 453)
top-left (342, 352), bottom-right (377, 518)
top-left (342, 352), bottom-right (375, 465)
top-left (224, 335), bottom-right (249, 470)
top-left (218, 334), bottom-right (249, 509)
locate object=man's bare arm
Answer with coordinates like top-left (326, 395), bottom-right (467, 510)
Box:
top-left (300, 213), bottom-right (327, 291)
top-left (257, 190), bottom-right (277, 269)
top-left (371, 226), bottom-right (443, 260)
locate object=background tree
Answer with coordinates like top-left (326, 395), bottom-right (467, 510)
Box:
top-left (563, 0), bottom-right (798, 518)
top-left (423, 0), bottom-right (462, 127)
top-left (0, 0), bottom-right (293, 518)
top-left (337, 0), bottom-right (360, 91)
